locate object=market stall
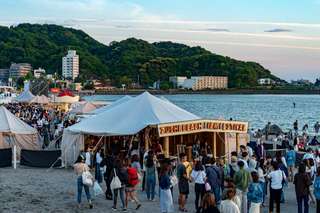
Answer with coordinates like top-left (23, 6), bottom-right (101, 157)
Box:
top-left (61, 92), bottom-right (248, 166)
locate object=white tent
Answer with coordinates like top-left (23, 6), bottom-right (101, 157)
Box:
top-left (30, 95), bottom-right (50, 104)
top-left (68, 92), bottom-right (199, 136)
top-left (0, 106), bottom-right (40, 158)
top-left (61, 92), bottom-right (199, 166)
top-left (90, 95), bottom-right (132, 115)
top-left (69, 102), bottom-right (97, 114)
top-left (15, 90), bottom-right (35, 103)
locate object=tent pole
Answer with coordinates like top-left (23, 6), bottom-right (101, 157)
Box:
top-left (164, 136), bottom-right (169, 158)
top-left (13, 145), bottom-right (17, 169)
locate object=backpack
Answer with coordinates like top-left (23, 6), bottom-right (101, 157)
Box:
top-left (127, 167), bottom-right (139, 186)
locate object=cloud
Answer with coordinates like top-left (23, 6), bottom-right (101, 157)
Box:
top-left (204, 28), bottom-right (230, 32)
top-left (264, 28), bottom-right (293, 33)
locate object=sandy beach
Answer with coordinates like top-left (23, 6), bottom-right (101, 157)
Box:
top-left (0, 166), bottom-right (315, 213)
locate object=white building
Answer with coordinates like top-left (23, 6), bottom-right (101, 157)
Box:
top-left (258, 78), bottom-right (275, 85)
top-left (169, 76), bottom-right (187, 88)
top-left (182, 76), bottom-right (228, 90)
top-left (33, 68), bottom-right (46, 78)
top-left (62, 50), bottom-right (79, 80)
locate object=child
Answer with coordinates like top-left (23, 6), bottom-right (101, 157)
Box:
top-left (247, 171), bottom-right (263, 213)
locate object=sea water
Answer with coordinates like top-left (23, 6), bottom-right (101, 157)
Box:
top-left (84, 94), bottom-right (320, 131)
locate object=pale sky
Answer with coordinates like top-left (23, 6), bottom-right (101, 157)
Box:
top-left (0, 0), bottom-right (319, 81)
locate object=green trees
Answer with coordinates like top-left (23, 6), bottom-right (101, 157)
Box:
top-left (0, 24), bottom-right (282, 89)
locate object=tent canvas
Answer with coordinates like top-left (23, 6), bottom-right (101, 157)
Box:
top-left (15, 90), bottom-right (35, 103)
top-left (61, 92), bottom-right (199, 166)
top-left (68, 92), bottom-right (199, 136)
top-left (0, 106), bottom-right (40, 159)
top-left (69, 102), bottom-right (97, 114)
top-left (30, 95), bottom-right (50, 104)
top-left (90, 95), bottom-right (132, 115)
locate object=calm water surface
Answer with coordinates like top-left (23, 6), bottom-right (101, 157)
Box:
top-left (85, 94), bottom-right (320, 130)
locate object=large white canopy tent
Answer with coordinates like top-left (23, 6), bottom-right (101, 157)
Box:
top-left (0, 106), bottom-right (40, 159)
top-left (15, 90), bottom-right (35, 103)
top-left (61, 92), bottom-right (199, 166)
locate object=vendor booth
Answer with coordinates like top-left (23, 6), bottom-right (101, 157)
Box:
top-left (61, 92), bottom-right (248, 166)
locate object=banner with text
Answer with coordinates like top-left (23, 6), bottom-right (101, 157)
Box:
top-left (158, 119), bottom-right (248, 137)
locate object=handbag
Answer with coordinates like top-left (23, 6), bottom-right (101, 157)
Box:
top-left (82, 167), bottom-right (93, 187)
top-left (93, 182), bottom-right (104, 196)
top-left (110, 168), bottom-right (122, 190)
top-left (205, 181), bottom-right (211, 192)
top-left (170, 175), bottom-right (178, 186)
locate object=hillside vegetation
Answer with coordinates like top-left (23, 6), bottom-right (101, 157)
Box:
top-left (0, 24), bottom-right (282, 88)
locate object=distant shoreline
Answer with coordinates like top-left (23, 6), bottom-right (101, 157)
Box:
top-left (81, 89), bottom-right (320, 96)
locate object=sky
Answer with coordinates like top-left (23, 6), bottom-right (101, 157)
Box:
top-left (0, 0), bottom-right (319, 81)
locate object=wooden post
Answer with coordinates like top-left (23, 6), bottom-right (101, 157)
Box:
top-left (236, 133), bottom-right (239, 153)
top-left (164, 136), bottom-right (169, 158)
top-left (213, 132), bottom-right (217, 159)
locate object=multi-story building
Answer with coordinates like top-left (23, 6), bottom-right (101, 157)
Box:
top-left (9, 63), bottom-right (32, 79)
top-left (0, 69), bottom-right (9, 83)
top-left (62, 50), bottom-right (79, 80)
top-left (258, 78), bottom-right (275, 85)
top-left (169, 76), bottom-right (187, 88)
top-left (182, 76), bottom-right (228, 90)
top-left (33, 68), bottom-right (46, 78)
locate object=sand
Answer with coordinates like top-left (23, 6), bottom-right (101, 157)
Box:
top-left (0, 166), bottom-right (316, 213)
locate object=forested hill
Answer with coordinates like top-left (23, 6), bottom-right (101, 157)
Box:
top-left (0, 23), bottom-right (282, 88)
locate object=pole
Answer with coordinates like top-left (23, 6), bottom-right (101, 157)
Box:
top-left (213, 132), bottom-right (217, 159)
top-left (164, 136), bottom-right (169, 158)
top-left (13, 145), bottom-right (17, 169)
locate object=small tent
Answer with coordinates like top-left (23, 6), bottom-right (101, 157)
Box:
top-left (262, 124), bottom-right (283, 135)
top-left (0, 106), bottom-right (40, 158)
top-left (15, 90), bottom-right (35, 103)
top-left (69, 102), bottom-right (97, 114)
top-left (30, 95), bottom-right (50, 104)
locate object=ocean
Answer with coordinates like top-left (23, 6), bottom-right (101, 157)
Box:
top-left (84, 94), bottom-right (320, 131)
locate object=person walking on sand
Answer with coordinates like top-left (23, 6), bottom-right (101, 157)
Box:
top-left (233, 160), bottom-right (250, 213)
top-left (314, 122), bottom-right (320, 136)
top-left (267, 161), bottom-right (286, 213)
top-left (313, 167), bottom-right (320, 213)
top-left (294, 163), bottom-right (312, 213)
top-left (159, 164), bottom-right (174, 213)
top-left (177, 153), bottom-right (190, 212)
top-left (111, 159), bottom-right (128, 211)
top-left (125, 159), bottom-right (142, 210)
top-left (73, 155), bottom-right (93, 209)
top-left (200, 193), bottom-right (220, 213)
top-left (220, 188), bottom-right (240, 213)
top-left (286, 146), bottom-right (296, 182)
top-left (145, 152), bottom-right (157, 201)
top-left (191, 160), bottom-right (206, 213)
top-left (247, 171), bottom-right (263, 213)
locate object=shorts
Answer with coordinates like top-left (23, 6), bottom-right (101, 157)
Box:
top-left (125, 185), bottom-right (136, 192)
top-left (178, 178), bottom-right (189, 195)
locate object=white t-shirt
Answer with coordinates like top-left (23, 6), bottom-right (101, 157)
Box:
top-left (85, 152), bottom-right (91, 166)
top-left (220, 200), bottom-right (240, 213)
top-left (96, 152), bottom-right (102, 164)
top-left (258, 167), bottom-right (266, 183)
top-left (191, 170), bottom-right (206, 184)
top-left (268, 169), bottom-right (286, 189)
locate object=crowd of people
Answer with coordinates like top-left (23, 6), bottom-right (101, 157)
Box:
top-left (71, 131), bottom-right (320, 213)
top-left (4, 103), bottom-right (73, 148)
